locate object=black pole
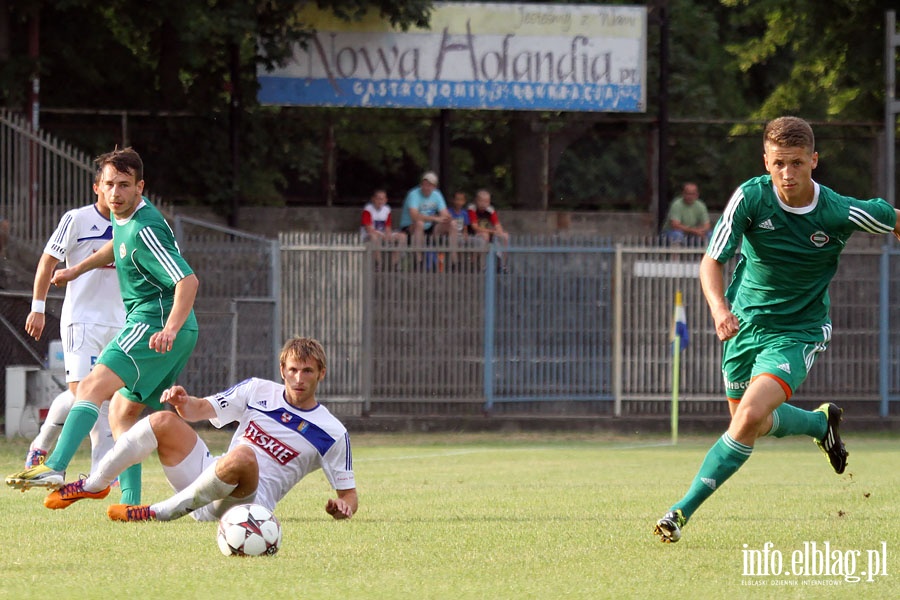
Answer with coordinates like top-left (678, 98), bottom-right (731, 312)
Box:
top-left (656, 2), bottom-right (670, 233)
top-left (228, 40), bottom-right (241, 228)
top-left (27, 7), bottom-right (40, 228)
top-left (439, 109), bottom-right (450, 192)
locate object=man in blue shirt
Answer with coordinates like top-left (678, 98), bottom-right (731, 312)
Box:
top-left (399, 171), bottom-right (456, 268)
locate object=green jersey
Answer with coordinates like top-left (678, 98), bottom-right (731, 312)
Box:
top-left (665, 196), bottom-right (710, 229)
top-left (113, 198), bottom-right (198, 331)
top-left (707, 175), bottom-right (895, 331)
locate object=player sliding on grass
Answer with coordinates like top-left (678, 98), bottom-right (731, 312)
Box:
top-left (43, 337), bottom-right (358, 523)
top-left (654, 116), bottom-right (900, 543)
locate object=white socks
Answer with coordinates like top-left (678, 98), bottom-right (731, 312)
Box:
top-left (32, 392), bottom-right (114, 476)
top-left (151, 463), bottom-right (238, 521)
top-left (84, 417), bottom-right (158, 492)
top-left (31, 389), bottom-right (74, 451)
top-left (209, 491), bottom-right (257, 521)
top-left (88, 401), bottom-right (114, 474)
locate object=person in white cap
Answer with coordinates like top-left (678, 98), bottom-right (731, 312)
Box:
top-left (399, 171), bottom-right (457, 268)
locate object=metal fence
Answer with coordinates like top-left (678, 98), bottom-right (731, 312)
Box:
top-left (0, 109), bottom-right (96, 249)
top-left (172, 216), bottom-right (280, 395)
top-left (5, 107), bottom-right (899, 426)
top-left (274, 233), bottom-right (900, 419)
top-left (3, 226), bottom-right (900, 421)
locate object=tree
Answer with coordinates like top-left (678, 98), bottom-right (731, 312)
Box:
top-left (721, 0), bottom-right (893, 198)
top-left (1, 0), bottom-right (433, 216)
top-left (722, 0), bottom-right (891, 120)
top-left (1, 0), bottom-right (893, 215)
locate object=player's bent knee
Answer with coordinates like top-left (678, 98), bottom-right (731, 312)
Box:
top-left (730, 408), bottom-right (769, 439)
top-left (148, 410), bottom-right (182, 430)
top-left (77, 365), bottom-right (124, 402)
top-left (218, 446), bottom-right (259, 490)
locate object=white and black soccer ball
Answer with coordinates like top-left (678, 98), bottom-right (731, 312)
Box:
top-left (217, 503), bottom-right (283, 557)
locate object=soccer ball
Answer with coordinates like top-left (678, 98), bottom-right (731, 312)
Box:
top-left (216, 503), bottom-right (283, 557)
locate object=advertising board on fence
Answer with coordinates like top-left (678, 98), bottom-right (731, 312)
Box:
top-left (258, 3), bottom-right (647, 112)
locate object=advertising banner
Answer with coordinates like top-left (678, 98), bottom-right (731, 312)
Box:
top-left (258, 3), bottom-right (647, 112)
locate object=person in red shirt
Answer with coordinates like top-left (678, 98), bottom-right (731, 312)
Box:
top-left (361, 189), bottom-right (406, 270)
top-left (468, 189), bottom-right (510, 271)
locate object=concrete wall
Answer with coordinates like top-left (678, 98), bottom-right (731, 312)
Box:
top-left (168, 205), bottom-right (660, 239)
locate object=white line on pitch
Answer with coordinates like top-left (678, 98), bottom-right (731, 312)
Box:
top-left (356, 441), bottom-right (673, 462)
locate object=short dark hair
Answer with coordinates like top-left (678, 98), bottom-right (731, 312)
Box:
top-left (94, 147), bottom-right (144, 182)
top-left (764, 116), bottom-right (815, 152)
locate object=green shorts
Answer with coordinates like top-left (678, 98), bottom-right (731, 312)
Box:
top-left (97, 323), bottom-right (198, 411)
top-left (721, 320), bottom-right (830, 401)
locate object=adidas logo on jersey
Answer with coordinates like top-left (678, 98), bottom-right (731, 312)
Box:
top-left (777, 363), bottom-right (791, 374)
top-left (758, 219), bottom-right (775, 230)
top-left (90, 225), bottom-right (100, 231)
top-left (701, 477), bottom-right (717, 490)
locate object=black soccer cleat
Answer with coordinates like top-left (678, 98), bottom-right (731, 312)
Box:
top-left (814, 403), bottom-right (848, 474)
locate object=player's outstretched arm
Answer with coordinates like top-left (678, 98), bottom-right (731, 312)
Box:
top-left (50, 240), bottom-right (114, 286)
top-left (161, 385), bottom-right (216, 422)
top-left (326, 488), bottom-right (358, 520)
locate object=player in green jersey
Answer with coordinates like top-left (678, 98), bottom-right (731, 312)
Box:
top-left (654, 116), bottom-right (900, 543)
top-left (6, 148), bottom-right (200, 507)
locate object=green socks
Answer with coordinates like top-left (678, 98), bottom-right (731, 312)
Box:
top-left (42, 399), bottom-right (144, 504)
top-left (672, 433), bottom-right (752, 521)
top-left (119, 463), bottom-right (142, 505)
top-left (669, 406), bottom-right (827, 524)
top-left (44, 401), bottom-right (99, 472)
top-left (767, 403), bottom-right (827, 439)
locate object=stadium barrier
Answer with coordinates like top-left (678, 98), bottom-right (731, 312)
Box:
top-left (171, 226), bottom-right (900, 419)
top-left (4, 225), bottom-right (900, 426)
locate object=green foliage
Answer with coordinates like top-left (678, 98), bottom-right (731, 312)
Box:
top-left (721, 0), bottom-right (889, 121)
top-left (313, 0), bottom-right (432, 30)
top-left (553, 124), bottom-right (649, 210)
top-left (0, 0), bottom-right (893, 211)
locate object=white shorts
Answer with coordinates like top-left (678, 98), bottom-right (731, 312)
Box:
top-left (161, 438), bottom-right (268, 522)
top-left (62, 323), bottom-right (120, 383)
top-left (162, 436), bottom-right (220, 522)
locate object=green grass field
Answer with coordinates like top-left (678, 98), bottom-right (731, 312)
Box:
top-left (0, 430), bottom-right (897, 599)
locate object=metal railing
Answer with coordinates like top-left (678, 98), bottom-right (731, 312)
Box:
top-left (275, 233), bottom-right (900, 418)
top-left (0, 109), bottom-right (96, 250)
top-left (3, 226), bottom-right (899, 420)
top-left (3, 101), bottom-right (898, 419)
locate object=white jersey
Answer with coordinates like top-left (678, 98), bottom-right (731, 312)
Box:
top-left (360, 202), bottom-right (393, 239)
top-left (206, 378), bottom-right (355, 508)
top-left (44, 204), bottom-right (125, 329)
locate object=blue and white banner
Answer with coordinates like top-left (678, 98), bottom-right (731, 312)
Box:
top-left (258, 3), bottom-right (647, 112)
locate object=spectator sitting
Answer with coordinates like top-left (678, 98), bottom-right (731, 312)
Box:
top-left (662, 182), bottom-right (711, 246)
top-left (468, 189), bottom-right (510, 270)
top-left (447, 190), bottom-right (476, 270)
top-left (399, 171), bottom-right (457, 269)
top-left (361, 189), bottom-right (406, 271)
top-left (447, 191), bottom-right (473, 240)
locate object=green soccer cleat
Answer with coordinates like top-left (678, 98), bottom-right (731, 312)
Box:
top-left (654, 509), bottom-right (686, 543)
top-left (814, 402), bottom-right (848, 474)
top-left (5, 463), bottom-right (65, 492)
